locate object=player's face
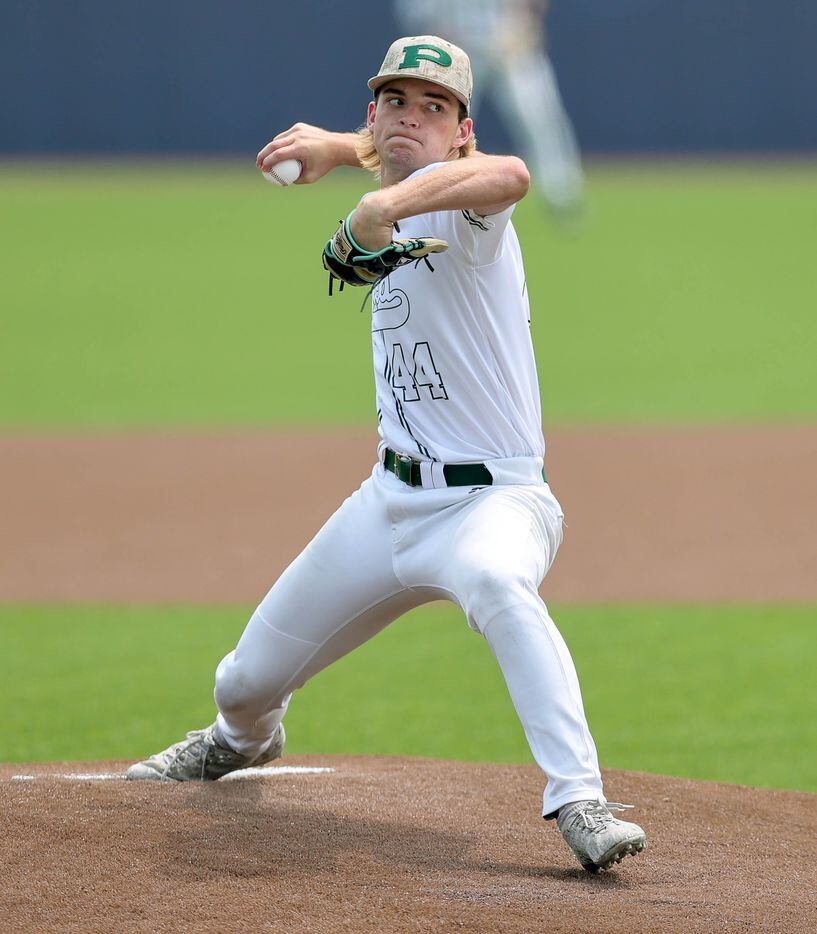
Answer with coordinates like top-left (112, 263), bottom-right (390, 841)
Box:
top-left (367, 78), bottom-right (472, 181)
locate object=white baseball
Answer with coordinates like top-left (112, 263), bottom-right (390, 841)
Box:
top-left (262, 159), bottom-right (303, 187)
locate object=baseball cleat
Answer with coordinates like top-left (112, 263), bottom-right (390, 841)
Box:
top-left (556, 800), bottom-right (646, 873)
top-left (125, 722), bottom-right (285, 781)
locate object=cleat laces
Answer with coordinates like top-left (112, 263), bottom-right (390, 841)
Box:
top-left (565, 801), bottom-right (635, 834)
top-left (158, 728), bottom-right (212, 780)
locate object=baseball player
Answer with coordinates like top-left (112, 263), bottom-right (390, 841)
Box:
top-left (126, 36), bottom-right (645, 873)
top-left (394, 0), bottom-right (584, 216)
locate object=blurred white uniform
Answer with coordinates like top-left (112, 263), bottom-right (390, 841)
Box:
top-left (395, 0), bottom-right (583, 213)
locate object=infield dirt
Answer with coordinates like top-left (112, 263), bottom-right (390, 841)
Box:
top-left (2, 756), bottom-right (815, 933)
top-left (2, 425), bottom-right (815, 602)
top-left (3, 426), bottom-right (816, 931)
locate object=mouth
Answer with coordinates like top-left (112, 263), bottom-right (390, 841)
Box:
top-left (388, 134), bottom-right (421, 145)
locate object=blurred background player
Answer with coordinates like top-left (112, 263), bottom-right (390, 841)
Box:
top-left (395, 0), bottom-right (584, 217)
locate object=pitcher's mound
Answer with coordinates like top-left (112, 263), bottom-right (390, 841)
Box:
top-left (2, 756), bottom-right (814, 932)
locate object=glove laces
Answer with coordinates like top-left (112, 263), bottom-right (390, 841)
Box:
top-left (325, 217), bottom-right (437, 302)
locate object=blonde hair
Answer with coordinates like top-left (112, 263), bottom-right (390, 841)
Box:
top-left (355, 122), bottom-right (477, 180)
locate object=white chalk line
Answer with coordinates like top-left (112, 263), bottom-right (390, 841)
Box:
top-left (12, 773), bottom-right (123, 782)
top-left (223, 766), bottom-right (335, 780)
top-left (8, 766), bottom-right (335, 782)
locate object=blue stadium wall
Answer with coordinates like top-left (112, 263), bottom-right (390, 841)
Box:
top-left (1, 0), bottom-right (815, 154)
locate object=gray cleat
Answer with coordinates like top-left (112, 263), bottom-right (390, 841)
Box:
top-left (556, 800), bottom-right (646, 872)
top-left (125, 722), bottom-right (285, 781)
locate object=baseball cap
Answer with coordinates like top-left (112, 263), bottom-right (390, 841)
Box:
top-left (368, 36), bottom-right (473, 113)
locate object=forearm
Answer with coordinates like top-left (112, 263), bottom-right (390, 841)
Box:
top-left (377, 155), bottom-right (529, 222)
top-left (349, 155), bottom-right (529, 250)
top-left (327, 132), bottom-right (365, 168)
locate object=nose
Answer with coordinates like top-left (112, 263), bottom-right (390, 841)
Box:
top-left (399, 104), bottom-right (421, 128)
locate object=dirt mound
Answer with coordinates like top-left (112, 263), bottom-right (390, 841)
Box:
top-left (1, 756), bottom-right (814, 932)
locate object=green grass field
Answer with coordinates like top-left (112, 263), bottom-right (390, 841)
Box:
top-left (4, 603), bottom-right (815, 793)
top-left (2, 161), bottom-right (815, 793)
top-left (2, 161), bottom-right (816, 427)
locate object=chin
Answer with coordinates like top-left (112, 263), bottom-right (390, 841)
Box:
top-left (381, 146), bottom-right (419, 170)
top-left (388, 143), bottom-right (416, 160)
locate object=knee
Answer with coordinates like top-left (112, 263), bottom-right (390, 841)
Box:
top-left (462, 565), bottom-right (533, 632)
top-left (214, 652), bottom-right (271, 716)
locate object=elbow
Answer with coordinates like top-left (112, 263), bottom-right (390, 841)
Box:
top-left (504, 157), bottom-right (530, 201)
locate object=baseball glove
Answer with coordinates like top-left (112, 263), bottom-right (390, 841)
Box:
top-left (322, 212), bottom-right (448, 294)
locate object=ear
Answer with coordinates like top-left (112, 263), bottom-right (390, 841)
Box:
top-left (452, 116), bottom-right (473, 152)
top-left (366, 100), bottom-right (377, 130)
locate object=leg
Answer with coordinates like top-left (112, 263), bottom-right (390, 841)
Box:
top-left (430, 485), bottom-right (604, 815)
top-left (214, 473), bottom-right (432, 757)
top-left (481, 600), bottom-right (604, 815)
top-left (127, 470), bottom-right (433, 779)
top-left (433, 484), bottom-right (646, 870)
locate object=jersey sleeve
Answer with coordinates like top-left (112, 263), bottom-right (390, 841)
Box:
top-left (448, 204), bottom-right (516, 267)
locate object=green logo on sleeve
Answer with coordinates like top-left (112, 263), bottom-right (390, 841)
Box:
top-left (399, 44), bottom-right (452, 70)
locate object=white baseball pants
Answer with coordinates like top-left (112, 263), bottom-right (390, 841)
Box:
top-left (214, 461), bottom-right (604, 816)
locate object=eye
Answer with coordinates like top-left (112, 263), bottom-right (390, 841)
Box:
top-left (387, 97), bottom-right (404, 106)
top-left (427, 102), bottom-right (443, 113)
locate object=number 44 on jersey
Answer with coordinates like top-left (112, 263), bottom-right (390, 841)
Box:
top-left (390, 341), bottom-right (448, 402)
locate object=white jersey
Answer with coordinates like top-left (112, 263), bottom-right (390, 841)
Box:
top-left (371, 162), bottom-right (545, 464)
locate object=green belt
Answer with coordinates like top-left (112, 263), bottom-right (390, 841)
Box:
top-left (383, 447), bottom-right (495, 488)
top-left (384, 447), bottom-right (493, 488)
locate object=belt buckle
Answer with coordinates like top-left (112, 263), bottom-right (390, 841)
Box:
top-left (395, 452), bottom-right (413, 485)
